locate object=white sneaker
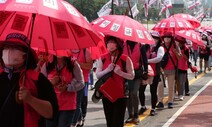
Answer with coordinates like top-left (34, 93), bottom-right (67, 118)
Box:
top-left (179, 95), bottom-right (184, 101)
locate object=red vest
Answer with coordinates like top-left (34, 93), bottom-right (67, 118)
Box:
top-left (163, 44), bottom-right (177, 70)
top-left (123, 43), bottom-right (141, 69)
top-left (101, 53), bottom-right (127, 99)
top-left (47, 67), bottom-right (76, 110)
top-left (76, 49), bottom-right (91, 82)
top-left (0, 69), bottom-right (40, 127)
top-left (178, 48), bottom-right (188, 71)
top-left (147, 47), bottom-right (157, 76)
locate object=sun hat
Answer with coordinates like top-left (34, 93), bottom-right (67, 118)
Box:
top-left (104, 35), bottom-right (124, 50)
top-left (162, 32), bottom-right (173, 38)
top-left (150, 31), bottom-right (160, 38)
top-left (0, 33), bottom-right (38, 68)
top-left (175, 35), bottom-right (186, 43)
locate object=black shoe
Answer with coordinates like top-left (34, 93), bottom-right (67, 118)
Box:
top-left (76, 119), bottom-right (85, 127)
top-left (168, 102), bottom-right (173, 109)
top-left (185, 92), bottom-right (190, 96)
top-left (150, 109), bottom-right (156, 116)
top-left (131, 118), bottom-right (140, 125)
top-left (198, 70), bottom-right (202, 74)
top-left (156, 102), bottom-right (164, 109)
top-left (138, 107), bottom-right (147, 115)
top-left (125, 116), bottom-right (133, 123)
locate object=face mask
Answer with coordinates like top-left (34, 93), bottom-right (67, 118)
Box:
top-left (150, 43), bottom-right (156, 48)
top-left (203, 40), bottom-right (207, 45)
top-left (2, 48), bottom-right (26, 68)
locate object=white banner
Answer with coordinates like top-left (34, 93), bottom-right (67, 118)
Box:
top-left (113, 0), bottom-right (119, 6)
top-left (148, 0), bottom-right (157, 6)
top-left (188, 0), bottom-right (201, 10)
top-left (97, 0), bottom-right (112, 17)
top-left (166, 8), bottom-right (170, 18)
top-left (129, 4), bottom-right (139, 18)
top-left (97, 0), bottom-right (120, 17)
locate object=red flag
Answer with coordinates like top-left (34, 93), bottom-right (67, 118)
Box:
top-left (159, 0), bottom-right (172, 16)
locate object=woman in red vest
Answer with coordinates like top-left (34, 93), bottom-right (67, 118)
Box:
top-left (95, 36), bottom-right (134, 127)
top-left (175, 36), bottom-right (189, 101)
top-left (139, 31), bottom-right (164, 116)
top-left (41, 55), bottom-right (84, 127)
top-left (0, 33), bottom-right (58, 127)
top-left (157, 32), bottom-right (182, 109)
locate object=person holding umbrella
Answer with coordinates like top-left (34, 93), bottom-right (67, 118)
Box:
top-left (0, 33), bottom-right (58, 127)
top-left (139, 31), bottom-right (164, 116)
top-left (199, 32), bottom-right (211, 73)
top-left (70, 48), bottom-right (93, 127)
top-left (175, 35), bottom-right (189, 101)
top-left (95, 35), bottom-right (134, 127)
top-left (123, 40), bottom-right (148, 124)
top-left (41, 54), bottom-right (84, 127)
top-left (157, 32), bottom-right (182, 109)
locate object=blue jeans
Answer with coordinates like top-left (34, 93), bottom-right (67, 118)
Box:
top-left (46, 110), bottom-right (75, 127)
top-left (72, 88), bottom-right (84, 125)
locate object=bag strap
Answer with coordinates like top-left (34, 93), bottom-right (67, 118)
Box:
top-left (140, 44), bottom-right (148, 73)
top-left (164, 44), bottom-right (177, 69)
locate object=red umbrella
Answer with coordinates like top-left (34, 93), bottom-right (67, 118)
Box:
top-left (91, 15), bottom-right (155, 44)
top-left (152, 17), bottom-right (194, 35)
top-left (176, 30), bottom-right (204, 46)
top-left (172, 14), bottom-right (200, 28)
top-left (0, 0), bottom-right (102, 53)
top-left (90, 41), bottom-right (108, 60)
top-left (200, 26), bottom-right (212, 31)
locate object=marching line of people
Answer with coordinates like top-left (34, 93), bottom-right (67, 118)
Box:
top-left (0, 30), bottom-right (211, 127)
top-left (91, 30), bottom-right (212, 126)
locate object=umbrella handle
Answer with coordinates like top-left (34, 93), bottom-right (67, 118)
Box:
top-left (16, 71), bottom-right (26, 104)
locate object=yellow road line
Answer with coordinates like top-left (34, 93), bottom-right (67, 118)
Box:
top-left (124, 72), bottom-right (205, 127)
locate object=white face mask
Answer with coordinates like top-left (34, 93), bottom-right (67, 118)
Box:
top-left (203, 40), bottom-right (207, 45)
top-left (2, 48), bottom-right (26, 68)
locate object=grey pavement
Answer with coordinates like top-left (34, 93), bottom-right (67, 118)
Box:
top-left (84, 57), bottom-right (211, 127)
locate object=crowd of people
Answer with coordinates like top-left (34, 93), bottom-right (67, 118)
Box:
top-left (0, 28), bottom-right (211, 127)
top-left (92, 29), bottom-right (212, 126)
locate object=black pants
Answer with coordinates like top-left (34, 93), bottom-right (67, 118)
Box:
top-left (185, 72), bottom-right (189, 94)
top-left (81, 83), bottom-right (88, 119)
top-left (139, 75), bottom-right (160, 109)
top-left (102, 97), bottom-right (127, 127)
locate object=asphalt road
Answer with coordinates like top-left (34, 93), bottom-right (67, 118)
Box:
top-left (84, 58), bottom-right (212, 127)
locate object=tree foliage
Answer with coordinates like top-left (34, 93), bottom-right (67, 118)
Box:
top-left (65, 0), bottom-right (166, 23)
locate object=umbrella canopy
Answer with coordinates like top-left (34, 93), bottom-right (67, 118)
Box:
top-left (90, 40), bottom-right (108, 60)
top-left (172, 14), bottom-right (200, 28)
top-left (152, 17), bottom-right (194, 35)
top-left (91, 15), bottom-right (155, 44)
top-left (176, 30), bottom-right (204, 46)
top-left (0, 0), bottom-right (102, 54)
